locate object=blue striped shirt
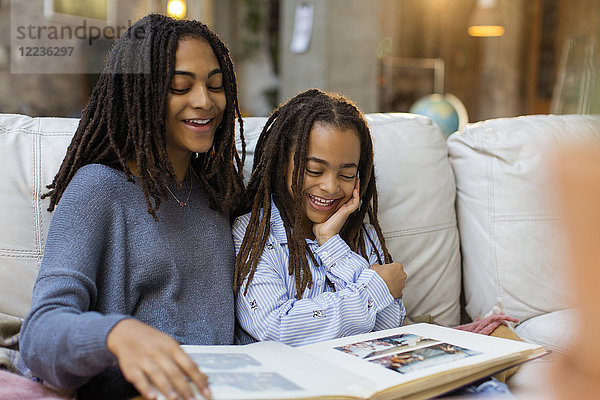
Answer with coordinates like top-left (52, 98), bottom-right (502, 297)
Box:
top-left (233, 200), bottom-right (405, 347)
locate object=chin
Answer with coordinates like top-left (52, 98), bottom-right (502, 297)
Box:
top-left (306, 212), bottom-right (332, 225)
top-left (194, 147), bottom-right (213, 154)
top-left (192, 140), bottom-right (216, 154)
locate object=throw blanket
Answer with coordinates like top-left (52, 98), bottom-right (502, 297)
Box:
top-left (0, 370), bottom-right (73, 400)
top-left (0, 313), bottom-right (22, 374)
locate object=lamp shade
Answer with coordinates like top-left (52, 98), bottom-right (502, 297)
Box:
top-left (468, 0), bottom-right (505, 37)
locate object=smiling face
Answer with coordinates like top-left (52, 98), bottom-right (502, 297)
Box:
top-left (286, 122), bottom-right (361, 237)
top-left (165, 37), bottom-right (226, 178)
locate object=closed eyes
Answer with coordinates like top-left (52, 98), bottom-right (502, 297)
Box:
top-left (169, 85), bottom-right (223, 94)
top-left (305, 169), bottom-right (356, 180)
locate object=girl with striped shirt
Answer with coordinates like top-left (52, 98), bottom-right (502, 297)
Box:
top-left (233, 89), bottom-right (407, 346)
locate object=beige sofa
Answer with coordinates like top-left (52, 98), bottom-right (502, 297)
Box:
top-left (1, 112), bottom-right (599, 390)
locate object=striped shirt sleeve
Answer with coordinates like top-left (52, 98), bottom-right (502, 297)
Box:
top-left (232, 214), bottom-right (404, 347)
top-left (236, 262), bottom-right (391, 346)
top-left (362, 224), bottom-right (406, 330)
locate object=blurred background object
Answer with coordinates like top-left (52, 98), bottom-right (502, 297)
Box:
top-left (377, 54), bottom-right (468, 136)
top-left (379, 56), bottom-right (445, 114)
top-left (167, 0), bottom-right (187, 19)
top-left (467, 0), bottom-right (505, 37)
top-left (551, 34), bottom-right (597, 114)
top-left (409, 93), bottom-right (468, 137)
top-left (0, 0), bottom-right (598, 119)
top-left (551, 144), bottom-right (600, 399)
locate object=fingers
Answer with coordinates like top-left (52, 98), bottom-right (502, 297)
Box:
top-left (336, 189), bottom-right (359, 217)
top-left (372, 262), bottom-right (407, 299)
top-left (108, 320), bottom-right (211, 400)
top-left (336, 184), bottom-right (360, 214)
top-left (143, 360), bottom-right (180, 400)
top-left (127, 352), bottom-right (210, 400)
top-left (396, 262), bottom-right (407, 297)
top-left (148, 349), bottom-right (211, 400)
top-left (312, 178), bottom-right (361, 245)
top-left (349, 187), bottom-right (360, 211)
top-left (123, 368), bottom-right (157, 400)
top-left (173, 349), bottom-right (212, 399)
top-left (350, 177), bottom-right (360, 205)
top-left (351, 177), bottom-right (360, 206)
top-left (396, 262), bottom-right (407, 292)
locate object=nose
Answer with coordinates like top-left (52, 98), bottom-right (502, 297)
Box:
top-left (318, 173), bottom-right (339, 193)
top-left (190, 85), bottom-right (212, 109)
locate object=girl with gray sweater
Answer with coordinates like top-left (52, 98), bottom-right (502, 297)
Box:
top-left (20, 14), bottom-right (245, 400)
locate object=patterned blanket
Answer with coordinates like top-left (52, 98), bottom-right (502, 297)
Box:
top-left (0, 313), bottom-right (22, 374)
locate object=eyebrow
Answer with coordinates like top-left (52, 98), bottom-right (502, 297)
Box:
top-left (306, 156), bottom-right (358, 169)
top-left (173, 68), bottom-right (222, 78)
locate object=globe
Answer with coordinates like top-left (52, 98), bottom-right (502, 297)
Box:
top-left (409, 94), bottom-right (468, 137)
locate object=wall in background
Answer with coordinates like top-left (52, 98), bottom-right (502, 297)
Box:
top-left (1, 0), bottom-right (598, 118)
top-left (0, 0), bottom-right (213, 117)
top-left (0, 0), bottom-right (85, 116)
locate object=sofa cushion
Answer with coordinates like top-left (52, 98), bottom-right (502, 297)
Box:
top-left (514, 309), bottom-right (575, 353)
top-left (508, 309), bottom-right (576, 392)
top-left (368, 114), bottom-right (461, 326)
top-left (238, 113), bottom-right (462, 326)
top-left (1, 112), bottom-right (462, 326)
top-left (447, 114), bottom-right (600, 323)
top-left (0, 114), bottom-right (78, 319)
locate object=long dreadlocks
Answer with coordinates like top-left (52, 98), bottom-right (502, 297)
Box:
top-left (234, 89), bottom-right (391, 299)
top-left (43, 14), bottom-right (245, 219)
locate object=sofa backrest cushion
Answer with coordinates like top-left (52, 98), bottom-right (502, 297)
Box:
top-left (447, 114), bottom-right (600, 323)
top-left (0, 114), bottom-right (78, 319)
top-left (0, 112), bottom-right (462, 327)
top-left (238, 113), bottom-right (462, 326)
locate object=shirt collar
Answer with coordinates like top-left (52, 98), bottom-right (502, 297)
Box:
top-left (269, 198), bottom-right (289, 244)
top-left (269, 197), bottom-right (318, 246)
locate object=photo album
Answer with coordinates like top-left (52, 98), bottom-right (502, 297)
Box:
top-left (175, 323), bottom-right (547, 400)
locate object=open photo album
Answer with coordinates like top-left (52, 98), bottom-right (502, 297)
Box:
top-left (175, 323), bottom-right (547, 400)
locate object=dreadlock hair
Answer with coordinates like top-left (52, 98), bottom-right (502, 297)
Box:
top-left (43, 13), bottom-right (246, 219)
top-left (234, 88), bottom-right (392, 300)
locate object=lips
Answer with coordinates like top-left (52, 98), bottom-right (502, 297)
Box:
top-left (181, 117), bottom-right (215, 132)
top-left (183, 118), bottom-right (211, 126)
top-left (307, 193), bottom-right (340, 210)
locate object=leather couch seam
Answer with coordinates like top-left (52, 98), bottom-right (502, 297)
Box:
top-left (384, 222), bottom-right (456, 238)
top-left (487, 143), bottom-right (503, 304)
top-left (0, 254), bottom-right (43, 259)
top-left (0, 127), bottom-right (74, 136)
top-left (33, 119), bottom-right (41, 254)
top-left (0, 248), bottom-right (41, 253)
top-left (494, 214), bottom-right (563, 222)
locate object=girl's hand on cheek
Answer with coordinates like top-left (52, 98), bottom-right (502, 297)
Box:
top-left (313, 178), bottom-right (360, 245)
top-left (106, 319), bottom-right (212, 400)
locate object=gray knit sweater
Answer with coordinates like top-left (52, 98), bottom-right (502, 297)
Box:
top-left (20, 164), bottom-right (236, 394)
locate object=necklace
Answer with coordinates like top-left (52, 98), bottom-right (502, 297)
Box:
top-left (164, 173), bottom-right (193, 207)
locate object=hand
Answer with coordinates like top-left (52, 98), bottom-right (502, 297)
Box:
top-left (313, 178), bottom-right (360, 245)
top-left (106, 319), bottom-right (211, 400)
top-left (371, 262), bottom-right (407, 298)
